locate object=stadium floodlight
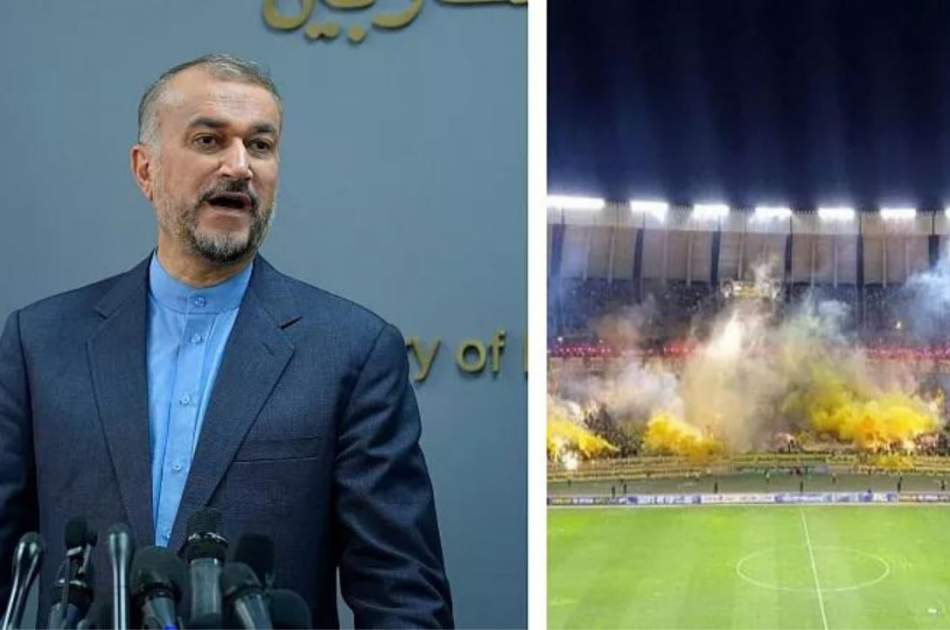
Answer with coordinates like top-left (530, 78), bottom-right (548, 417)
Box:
top-left (547, 194), bottom-right (606, 211)
top-left (629, 199), bottom-right (669, 221)
top-left (880, 207), bottom-right (916, 221)
top-left (753, 205), bottom-right (792, 221)
top-left (817, 206), bottom-right (855, 222)
top-left (692, 203), bottom-right (730, 220)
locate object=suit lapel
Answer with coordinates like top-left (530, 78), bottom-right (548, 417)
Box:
top-left (86, 257), bottom-right (155, 548)
top-left (168, 259), bottom-right (297, 551)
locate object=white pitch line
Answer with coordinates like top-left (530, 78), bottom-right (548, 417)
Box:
top-left (800, 509), bottom-right (830, 630)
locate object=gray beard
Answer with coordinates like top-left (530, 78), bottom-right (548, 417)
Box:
top-left (151, 165), bottom-right (277, 264)
top-left (158, 198), bottom-right (275, 265)
top-left (184, 208), bottom-right (269, 264)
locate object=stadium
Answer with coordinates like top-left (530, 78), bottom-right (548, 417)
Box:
top-left (547, 200), bottom-right (950, 629)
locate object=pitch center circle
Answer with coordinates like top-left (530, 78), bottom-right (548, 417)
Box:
top-left (736, 546), bottom-right (890, 593)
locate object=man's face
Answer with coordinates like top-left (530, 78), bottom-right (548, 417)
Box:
top-left (145, 68), bottom-right (281, 264)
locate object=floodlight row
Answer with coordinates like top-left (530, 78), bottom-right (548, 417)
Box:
top-left (547, 196), bottom-right (935, 223)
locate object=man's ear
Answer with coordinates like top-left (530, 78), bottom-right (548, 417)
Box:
top-left (130, 144), bottom-right (155, 201)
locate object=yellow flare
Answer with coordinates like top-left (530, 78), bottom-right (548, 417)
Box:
top-left (546, 419), bottom-right (618, 461)
top-left (797, 363), bottom-right (939, 451)
top-left (643, 412), bottom-right (724, 459)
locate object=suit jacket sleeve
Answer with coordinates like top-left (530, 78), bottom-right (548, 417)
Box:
top-left (0, 311), bottom-right (38, 599)
top-left (334, 323), bottom-right (453, 628)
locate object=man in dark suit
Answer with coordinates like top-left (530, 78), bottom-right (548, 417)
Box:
top-left (0, 54), bottom-right (453, 628)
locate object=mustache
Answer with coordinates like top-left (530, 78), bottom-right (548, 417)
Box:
top-left (200, 180), bottom-right (260, 212)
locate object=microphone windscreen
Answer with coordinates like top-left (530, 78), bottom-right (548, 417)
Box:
top-left (219, 563), bottom-right (260, 601)
top-left (186, 508), bottom-right (222, 538)
top-left (130, 546), bottom-right (188, 601)
top-left (184, 508), bottom-right (228, 562)
top-left (232, 534), bottom-right (275, 586)
top-left (65, 517), bottom-right (93, 548)
top-left (268, 589), bottom-right (312, 629)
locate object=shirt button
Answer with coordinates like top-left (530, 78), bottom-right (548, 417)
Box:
top-left (161, 531), bottom-right (170, 543)
top-left (172, 462), bottom-right (183, 472)
top-left (191, 333), bottom-right (203, 344)
top-left (192, 296), bottom-right (206, 307)
top-left (179, 394), bottom-right (191, 406)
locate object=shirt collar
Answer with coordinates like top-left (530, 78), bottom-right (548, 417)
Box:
top-left (148, 252), bottom-right (253, 314)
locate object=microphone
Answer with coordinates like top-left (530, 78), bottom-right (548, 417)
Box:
top-left (106, 523), bottom-right (134, 630)
top-left (47, 570), bottom-right (95, 629)
top-left (181, 508), bottom-right (228, 625)
top-left (220, 563), bottom-right (273, 630)
top-left (130, 546), bottom-right (188, 630)
top-left (232, 533), bottom-right (275, 588)
top-left (267, 589), bottom-right (312, 629)
top-left (1, 532), bottom-right (44, 630)
top-left (49, 517), bottom-right (96, 629)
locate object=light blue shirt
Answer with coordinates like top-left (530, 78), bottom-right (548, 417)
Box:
top-left (146, 253), bottom-right (252, 546)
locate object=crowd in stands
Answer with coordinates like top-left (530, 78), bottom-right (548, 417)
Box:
top-left (551, 279), bottom-right (717, 340)
top-left (549, 278), bottom-right (950, 461)
top-left (550, 278), bottom-right (950, 352)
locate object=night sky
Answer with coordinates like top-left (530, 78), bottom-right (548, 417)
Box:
top-left (549, 0), bottom-right (950, 211)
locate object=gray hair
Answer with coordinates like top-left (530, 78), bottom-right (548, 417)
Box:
top-left (137, 53), bottom-right (282, 146)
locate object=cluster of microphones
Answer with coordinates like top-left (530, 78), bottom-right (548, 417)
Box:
top-left (1, 509), bottom-right (312, 629)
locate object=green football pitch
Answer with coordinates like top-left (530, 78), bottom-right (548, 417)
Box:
top-left (549, 505), bottom-right (950, 629)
